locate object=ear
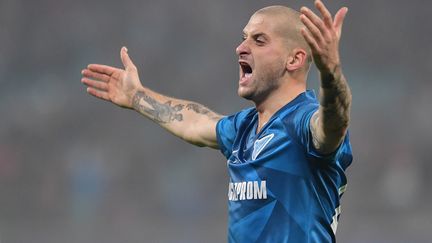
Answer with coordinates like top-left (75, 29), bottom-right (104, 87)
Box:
top-left (286, 48), bottom-right (307, 72)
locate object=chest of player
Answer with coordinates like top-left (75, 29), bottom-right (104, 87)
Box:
top-left (226, 116), bottom-right (310, 182)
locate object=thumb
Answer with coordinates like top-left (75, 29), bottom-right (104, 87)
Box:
top-left (120, 46), bottom-right (136, 70)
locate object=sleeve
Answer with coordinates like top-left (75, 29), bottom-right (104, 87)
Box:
top-left (291, 103), bottom-right (351, 163)
top-left (216, 108), bottom-right (254, 159)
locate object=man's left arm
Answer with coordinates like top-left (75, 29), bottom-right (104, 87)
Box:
top-left (300, 0), bottom-right (352, 154)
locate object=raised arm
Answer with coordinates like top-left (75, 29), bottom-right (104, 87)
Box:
top-left (81, 47), bottom-right (222, 148)
top-left (300, 0), bottom-right (352, 154)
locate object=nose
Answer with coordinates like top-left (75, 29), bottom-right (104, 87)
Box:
top-left (236, 40), bottom-right (250, 56)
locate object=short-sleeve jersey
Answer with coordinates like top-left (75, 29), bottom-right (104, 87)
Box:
top-left (216, 90), bottom-right (353, 243)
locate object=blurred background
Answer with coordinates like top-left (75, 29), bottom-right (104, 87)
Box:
top-left (0, 0), bottom-right (431, 242)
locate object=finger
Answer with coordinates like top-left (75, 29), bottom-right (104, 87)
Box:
top-left (334, 7), bottom-right (348, 33)
top-left (120, 46), bottom-right (137, 70)
top-left (87, 64), bottom-right (120, 76)
top-left (314, 0), bottom-right (333, 28)
top-left (81, 78), bottom-right (109, 91)
top-left (81, 69), bottom-right (110, 82)
top-left (301, 28), bottom-right (321, 53)
top-left (300, 14), bottom-right (324, 45)
top-left (300, 7), bottom-right (331, 40)
top-left (86, 87), bottom-right (110, 101)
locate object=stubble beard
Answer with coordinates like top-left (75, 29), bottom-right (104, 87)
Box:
top-left (238, 76), bottom-right (280, 104)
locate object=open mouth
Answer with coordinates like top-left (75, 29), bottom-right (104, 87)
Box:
top-left (239, 61), bottom-right (253, 79)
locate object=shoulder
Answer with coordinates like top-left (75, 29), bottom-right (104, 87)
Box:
top-left (280, 100), bottom-right (318, 128)
top-left (277, 98), bottom-right (319, 147)
top-left (218, 107), bottom-right (256, 131)
top-left (274, 90), bottom-right (319, 122)
top-left (216, 107), bottom-right (256, 158)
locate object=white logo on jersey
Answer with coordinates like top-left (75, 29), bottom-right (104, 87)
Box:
top-left (252, 133), bottom-right (274, 160)
top-left (228, 149), bottom-right (241, 165)
top-left (228, 180), bottom-right (267, 201)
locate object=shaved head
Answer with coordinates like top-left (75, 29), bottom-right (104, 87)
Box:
top-left (253, 5), bottom-right (312, 64)
top-left (236, 5), bottom-right (313, 102)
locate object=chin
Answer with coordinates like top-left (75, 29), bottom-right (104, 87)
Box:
top-left (238, 86), bottom-right (253, 100)
top-left (238, 89), bottom-right (256, 101)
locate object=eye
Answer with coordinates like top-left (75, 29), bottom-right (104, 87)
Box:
top-left (255, 37), bottom-right (265, 45)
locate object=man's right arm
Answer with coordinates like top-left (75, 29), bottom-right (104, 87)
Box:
top-left (131, 87), bottom-right (222, 148)
top-left (81, 47), bottom-right (222, 148)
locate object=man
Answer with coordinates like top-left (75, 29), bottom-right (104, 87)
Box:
top-left (81, 0), bottom-right (352, 242)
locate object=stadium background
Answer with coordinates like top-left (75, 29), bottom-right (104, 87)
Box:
top-left (0, 0), bottom-right (431, 242)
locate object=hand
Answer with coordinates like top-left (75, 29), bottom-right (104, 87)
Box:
top-left (300, 0), bottom-right (348, 75)
top-left (81, 47), bottom-right (142, 108)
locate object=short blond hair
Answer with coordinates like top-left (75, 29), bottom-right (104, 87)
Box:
top-left (254, 5), bottom-right (312, 64)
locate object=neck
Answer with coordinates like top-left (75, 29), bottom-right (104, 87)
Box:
top-left (254, 78), bottom-right (306, 133)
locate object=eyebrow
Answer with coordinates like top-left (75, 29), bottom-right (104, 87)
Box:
top-left (243, 31), bottom-right (269, 40)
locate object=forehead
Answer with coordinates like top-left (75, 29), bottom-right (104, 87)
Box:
top-left (243, 14), bottom-right (281, 35)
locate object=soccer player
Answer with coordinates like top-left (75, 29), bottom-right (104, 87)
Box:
top-left (81, 0), bottom-right (352, 242)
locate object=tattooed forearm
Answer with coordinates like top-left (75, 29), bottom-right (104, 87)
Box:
top-left (130, 89), bottom-right (221, 147)
top-left (319, 72), bottom-right (351, 131)
top-left (186, 103), bottom-right (210, 114)
top-left (132, 91), bottom-right (184, 123)
top-left (311, 67), bottom-right (352, 153)
top-left (186, 103), bottom-right (221, 121)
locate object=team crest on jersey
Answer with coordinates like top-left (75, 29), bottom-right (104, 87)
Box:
top-left (252, 133), bottom-right (274, 160)
top-left (228, 149), bottom-right (241, 164)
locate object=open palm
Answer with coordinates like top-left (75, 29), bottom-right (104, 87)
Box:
top-left (81, 47), bottom-right (142, 108)
top-left (300, 0), bottom-right (348, 74)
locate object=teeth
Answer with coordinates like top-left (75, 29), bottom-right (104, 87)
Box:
top-left (245, 73), bottom-right (252, 78)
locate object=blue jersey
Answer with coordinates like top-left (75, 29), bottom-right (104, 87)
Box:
top-left (216, 90), bottom-right (353, 243)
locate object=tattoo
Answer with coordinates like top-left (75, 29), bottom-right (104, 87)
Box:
top-left (132, 91), bottom-right (222, 125)
top-left (186, 103), bottom-right (221, 121)
top-left (320, 72), bottom-right (351, 131)
top-left (132, 91), bottom-right (184, 123)
top-left (186, 103), bottom-right (210, 114)
top-left (312, 67), bottom-right (352, 154)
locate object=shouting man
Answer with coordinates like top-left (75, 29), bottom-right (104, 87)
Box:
top-left (81, 1), bottom-right (353, 242)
